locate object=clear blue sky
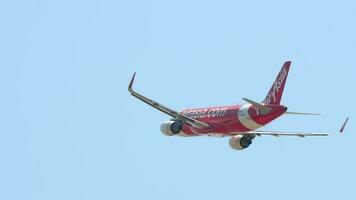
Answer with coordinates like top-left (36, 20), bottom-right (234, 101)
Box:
top-left (0, 0), bottom-right (355, 199)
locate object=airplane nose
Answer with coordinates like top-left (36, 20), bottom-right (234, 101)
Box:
top-left (283, 106), bottom-right (288, 111)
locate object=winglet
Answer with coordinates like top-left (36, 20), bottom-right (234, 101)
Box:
top-left (128, 72), bottom-right (136, 93)
top-left (339, 117), bottom-right (349, 133)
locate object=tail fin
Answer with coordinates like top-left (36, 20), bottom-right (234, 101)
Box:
top-left (262, 61), bottom-right (291, 105)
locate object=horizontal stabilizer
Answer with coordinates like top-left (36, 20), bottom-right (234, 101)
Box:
top-left (242, 98), bottom-right (272, 111)
top-left (285, 111), bottom-right (320, 116)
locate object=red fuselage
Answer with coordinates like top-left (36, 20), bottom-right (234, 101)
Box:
top-left (128, 61), bottom-right (345, 150)
top-left (178, 104), bottom-right (287, 136)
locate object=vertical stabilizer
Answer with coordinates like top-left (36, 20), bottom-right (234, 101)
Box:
top-left (263, 61), bottom-right (291, 105)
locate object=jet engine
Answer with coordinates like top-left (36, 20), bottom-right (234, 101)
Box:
top-left (229, 135), bottom-right (255, 150)
top-left (160, 120), bottom-right (184, 136)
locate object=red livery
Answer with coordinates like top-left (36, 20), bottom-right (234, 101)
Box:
top-left (129, 61), bottom-right (348, 150)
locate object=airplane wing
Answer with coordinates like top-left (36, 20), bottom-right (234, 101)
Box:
top-left (245, 117), bottom-right (349, 137)
top-left (128, 73), bottom-right (210, 129)
top-left (246, 130), bottom-right (330, 137)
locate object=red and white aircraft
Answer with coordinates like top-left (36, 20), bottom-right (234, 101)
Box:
top-left (128, 61), bottom-right (348, 150)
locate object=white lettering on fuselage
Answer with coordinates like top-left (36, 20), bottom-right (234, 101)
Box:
top-left (264, 68), bottom-right (287, 104)
top-left (181, 107), bottom-right (228, 119)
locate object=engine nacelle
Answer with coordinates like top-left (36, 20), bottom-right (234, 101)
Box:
top-left (229, 135), bottom-right (253, 150)
top-left (160, 120), bottom-right (183, 136)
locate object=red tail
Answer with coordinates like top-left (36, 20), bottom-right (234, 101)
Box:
top-left (263, 61), bottom-right (291, 105)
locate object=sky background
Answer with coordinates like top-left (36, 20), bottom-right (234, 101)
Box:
top-left (0, 0), bottom-right (355, 199)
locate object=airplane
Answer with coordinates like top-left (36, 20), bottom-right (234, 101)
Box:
top-left (128, 61), bottom-right (349, 150)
